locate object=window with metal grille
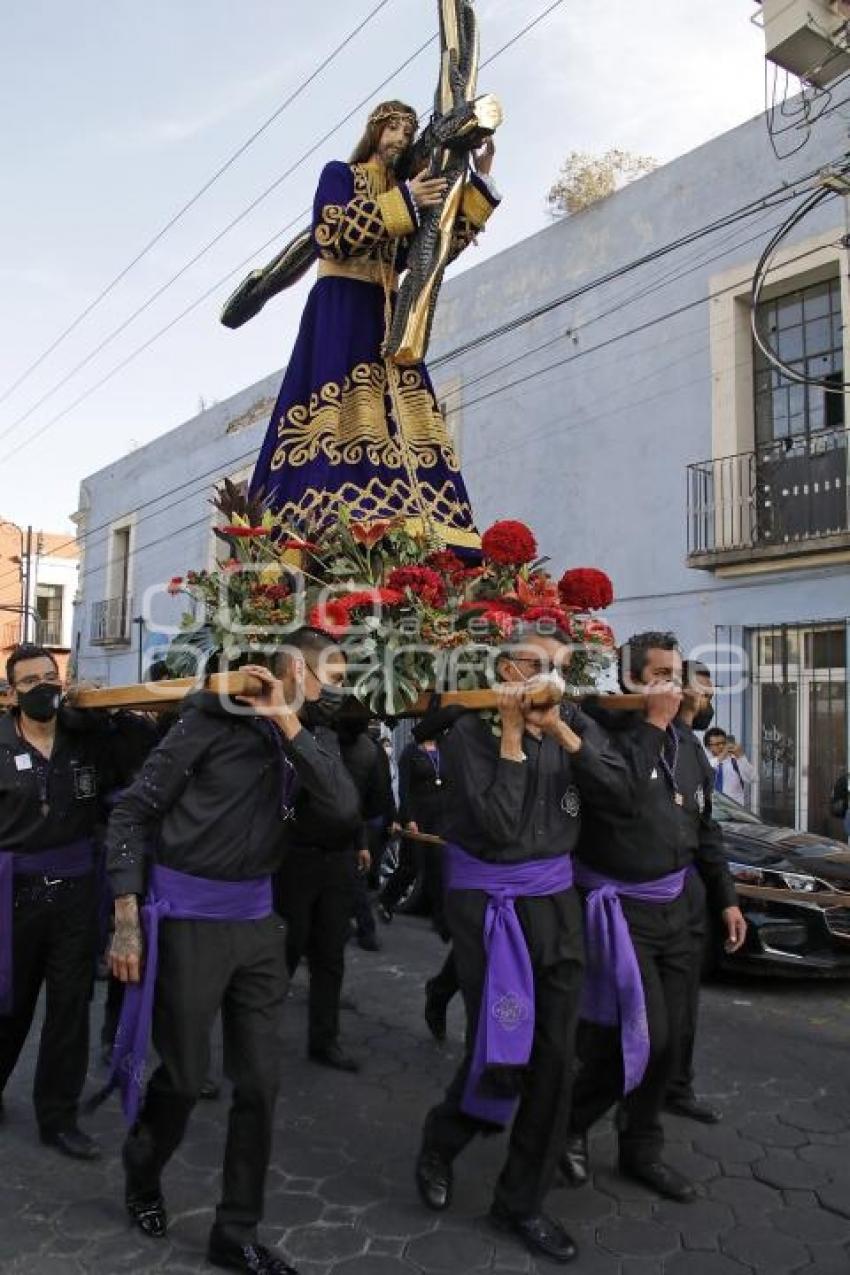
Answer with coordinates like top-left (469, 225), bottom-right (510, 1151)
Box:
top-left (753, 277), bottom-right (844, 445)
top-left (35, 583), bottom-right (63, 646)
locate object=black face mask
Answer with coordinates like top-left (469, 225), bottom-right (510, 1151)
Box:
top-left (302, 684), bottom-right (348, 729)
top-left (17, 682), bottom-right (60, 723)
top-left (692, 704), bottom-right (715, 732)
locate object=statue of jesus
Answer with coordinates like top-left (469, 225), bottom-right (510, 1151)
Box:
top-left (248, 100), bottom-right (499, 552)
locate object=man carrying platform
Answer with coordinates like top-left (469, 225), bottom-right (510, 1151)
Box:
top-left (106, 629), bottom-right (360, 1275)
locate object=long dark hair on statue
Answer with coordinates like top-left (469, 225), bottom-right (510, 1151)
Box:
top-left (349, 100), bottom-right (417, 164)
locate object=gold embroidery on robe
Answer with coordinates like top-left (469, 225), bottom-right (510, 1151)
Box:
top-left (272, 476), bottom-right (477, 546)
top-left (269, 361), bottom-right (460, 474)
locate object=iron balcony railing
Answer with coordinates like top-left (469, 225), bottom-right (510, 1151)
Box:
top-left (90, 596), bottom-right (132, 645)
top-left (687, 426), bottom-right (850, 559)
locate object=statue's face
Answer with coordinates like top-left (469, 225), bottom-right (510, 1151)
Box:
top-left (376, 116), bottom-right (414, 168)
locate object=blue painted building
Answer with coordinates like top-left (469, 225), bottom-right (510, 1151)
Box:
top-left (74, 104), bottom-right (850, 835)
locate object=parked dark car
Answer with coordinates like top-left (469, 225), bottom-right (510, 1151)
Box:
top-left (383, 793), bottom-right (850, 977)
top-left (710, 792), bottom-right (850, 976)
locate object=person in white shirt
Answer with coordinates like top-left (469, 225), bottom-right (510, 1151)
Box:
top-left (704, 728), bottom-right (756, 806)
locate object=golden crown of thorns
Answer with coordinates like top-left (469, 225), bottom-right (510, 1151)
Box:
top-left (368, 105), bottom-right (418, 131)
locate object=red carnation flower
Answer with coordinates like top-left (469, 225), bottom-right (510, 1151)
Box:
top-left (558, 568), bottom-right (614, 611)
top-left (339, 587), bottom-right (404, 612)
top-left (386, 566), bottom-right (446, 608)
top-left (523, 605), bottom-right (574, 634)
top-left (459, 597), bottom-right (522, 619)
top-left (425, 549), bottom-right (466, 578)
top-left (166, 576), bottom-right (184, 596)
top-left (307, 601), bottom-right (350, 638)
top-left (481, 520), bottom-right (538, 566)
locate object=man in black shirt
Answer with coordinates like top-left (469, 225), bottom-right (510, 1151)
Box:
top-left (0, 643), bottom-right (144, 1160)
top-left (663, 659), bottom-right (723, 1125)
top-left (415, 627), bottom-right (634, 1266)
top-left (107, 629), bottom-right (360, 1275)
top-left (560, 632), bottom-right (746, 1203)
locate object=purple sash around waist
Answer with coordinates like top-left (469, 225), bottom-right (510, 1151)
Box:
top-left (104, 864), bottom-right (273, 1125)
top-left (444, 843), bottom-right (575, 1127)
top-left (574, 862), bottom-right (687, 1093)
top-left (0, 840), bottom-right (95, 1015)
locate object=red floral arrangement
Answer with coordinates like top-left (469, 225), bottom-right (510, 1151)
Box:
top-left (386, 565), bottom-right (446, 608)
top-left (558, 568), bottom-right (614, 611)
top-left (480, 520), bottom-right (538, 566)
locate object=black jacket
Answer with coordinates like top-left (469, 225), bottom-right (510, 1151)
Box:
top-left (106, 691), bottom-right (361, 895)
top-left (437, 703), bottom-right (635, 865)
top-left (338, 726), bottom-right (398, 851)
top-left (578, 707), bottom-right (738, 914)
top-left (0, 705), bottom-right (153, 856)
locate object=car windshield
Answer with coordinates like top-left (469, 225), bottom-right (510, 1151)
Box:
top-left (712, 792), bottom-right (764, 825)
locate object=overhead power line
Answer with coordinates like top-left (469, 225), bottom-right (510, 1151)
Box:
top-left (0, 0), bottom-right (566, 460)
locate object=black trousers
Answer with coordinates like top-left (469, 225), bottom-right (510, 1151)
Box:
top-left (278, 847), bottom-right (353, 1052)
top-left (428, 948), bottom-right (459, 1004)
top-left (666, 872), bottom-right (707, 1103)
top-left (0, 874), bottom-right (96, 1133)
top-left (570, 892), bottom-right (691, 1165)
top-left (349, 857), bottom-right (376, 941)
top-left (423, 887), bottom-right (584, 1217)
top-left (123, 914), bottom-right (287, 1246)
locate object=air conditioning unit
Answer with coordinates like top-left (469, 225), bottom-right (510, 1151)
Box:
top-left (760, 0), bottom-right (850, 87)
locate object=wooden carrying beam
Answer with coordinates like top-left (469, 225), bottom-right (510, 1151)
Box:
top-left (0, 675), bottom-right (644, 716)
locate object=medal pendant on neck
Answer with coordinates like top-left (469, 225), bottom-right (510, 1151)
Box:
top-left (673, 792), bottom-right (684, 807)
top-left (40, 801), bottom-right (50, 818)
top-left (435, 778), bottom-right (442, 787)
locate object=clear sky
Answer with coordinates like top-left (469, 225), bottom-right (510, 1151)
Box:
top-left (0, 0), bottom-right (767, 535)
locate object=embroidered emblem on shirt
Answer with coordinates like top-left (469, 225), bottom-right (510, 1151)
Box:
top-left (492, 993), bottom-right (531, 1033)
top-left (560, 785), bottom-right (581, 818)
top-left (72, 765), bottom-right (98, 800)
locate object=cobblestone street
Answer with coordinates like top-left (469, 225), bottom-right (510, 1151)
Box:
top-left (1, 917), bottom-right (849, 1274)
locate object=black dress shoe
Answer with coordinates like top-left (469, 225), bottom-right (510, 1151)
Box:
top-left (126, 1192), bottom-right (168, 1239)
top-left (424, 980), bottom-right (448, 1043)
top-left (664, 1095), bottom-right (722, 1124)
top-left (558, 1132), bottom-right (589, 1187)
top-left (619, 1159), bottom-right (697, 1202)
top-left (307, 1043), bottom-right (360, 1072)
top-left (415, 1148), bottom-right (453, 1211)
top-left (357, 932), bottom-right (382, 952)
top-left (40, 1127), bottom-right (101, 1161)
top-left (207, 1236), bottom-right (299, 1273)
top-left (376, 902), bottom-right (393, 924)
top-left (489, 1202), bottom-right (578, 1264)
top-left (199, 1077), bottom-right (221, 1101)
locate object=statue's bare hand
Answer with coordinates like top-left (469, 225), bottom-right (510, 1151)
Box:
top-left (110, 895), bottom-right (143, 984)
top-left (473, 138), bottom-right (495, 176)
top-left (408, 173), bottom-right (448, 209)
